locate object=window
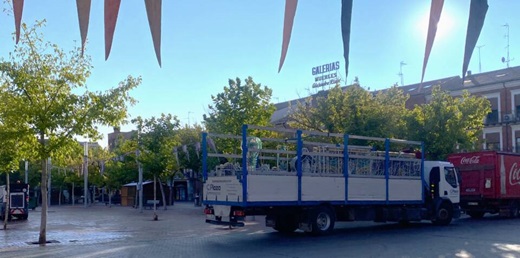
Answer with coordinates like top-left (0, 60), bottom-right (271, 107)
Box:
top-left (485, 110), bottom-right (499, 124)
top-left (444, 167), bottom-right (458, 188)
top-left (484, 97), bottom-right (499, 124)
top-left (485, 132), bottom-right (501, 151)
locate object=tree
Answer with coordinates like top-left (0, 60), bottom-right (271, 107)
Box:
top-left (0, 21), bottom-right (140, 244)
top-left (133, 114), bottom-right (181, 215)
top-left (289, 84), bottom-right (410, 139)
top-left (203, 77), bottom-right (276, 154)
top-left (405, 86), bottom-right (491, 160)
top-left (175, 124), bottom-right (204, 202)
top-left (176, 124), bottom-right (203, 172)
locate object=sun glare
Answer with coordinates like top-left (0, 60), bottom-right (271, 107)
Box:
top-left (417, 10), bottom-right (454, 42)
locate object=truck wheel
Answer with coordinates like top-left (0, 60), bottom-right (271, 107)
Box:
top-left (274, 214), bottom-right (298, 233)
top-left (433, 203), bottom-right (453, 226)
top-left (467, 211), bottom-right (485, 219)
top-left (310, 206), bottom-right (335, 235)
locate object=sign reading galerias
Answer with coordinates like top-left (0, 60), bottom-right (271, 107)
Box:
top-left (312, 61), bottom-right (341, 88)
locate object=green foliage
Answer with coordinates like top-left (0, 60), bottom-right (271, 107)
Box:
top-left (406, 86), bottom-right (491, 160)
top-left (289, 84), bottom-right (410, 140)
top-left (288, 84), bottom-right (490, 159)
top-left (0, 21), bottom-right (140, 160)
top-left (133, 114), bottom-right (181, 179)
top-left (203, 76), bottom-right (276, 154)
top-left (0, 97), bottom-right (37, 174)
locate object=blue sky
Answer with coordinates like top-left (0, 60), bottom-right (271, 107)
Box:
top-left (0, 1), bottom-right (518, 147)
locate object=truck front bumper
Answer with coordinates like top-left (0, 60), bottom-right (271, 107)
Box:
top-left (453, 204), bottom-right (462, 219)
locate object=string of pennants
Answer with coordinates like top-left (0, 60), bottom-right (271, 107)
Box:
top-left (11, 0), bottom-right (162, 66)
top-left (278, 0), bottom-right (489, 85)
top-left (11, 0), bottom-right (487, 83)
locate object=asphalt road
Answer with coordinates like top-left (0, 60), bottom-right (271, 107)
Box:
top-left (1, 203), bottom-right (519, 258)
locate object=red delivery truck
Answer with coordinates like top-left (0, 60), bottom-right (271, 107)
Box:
top-left (447, 151), bottom-right (520, 219)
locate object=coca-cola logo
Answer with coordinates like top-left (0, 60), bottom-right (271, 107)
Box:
top-left (509, 163), bottom-right (520, 186)
top-left (460, 156), bottom-right (480, 165)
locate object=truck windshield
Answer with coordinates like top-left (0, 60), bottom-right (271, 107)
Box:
top-left (444, 167), bottom-right (458, 188)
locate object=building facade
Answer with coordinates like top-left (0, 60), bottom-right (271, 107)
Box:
top-left (272, 66), bottom-right (520, 153)
top-left (107, 127), bottom-right (136, 151)
top-left (402, 66), bottom-right (520, 153)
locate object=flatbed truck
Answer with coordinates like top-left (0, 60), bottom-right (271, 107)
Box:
top-left (203, 125), bottom-right (460, 235)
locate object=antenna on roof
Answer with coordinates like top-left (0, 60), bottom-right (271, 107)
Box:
top-left (502, 24), bottom-right (514, 68)
top-left (477, 45), bottom-right (485, 73)
top-left (398, 61), bottom-right (407, 86)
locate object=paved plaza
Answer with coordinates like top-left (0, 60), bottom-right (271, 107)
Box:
top-left (0, 201), bottom-right (229, 257)
top-left (2, 202), bottom-right (520, 258)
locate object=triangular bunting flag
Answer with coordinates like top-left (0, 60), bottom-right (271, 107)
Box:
top-left (145, 0), bottom-right (162, 67)
top-left (421, 0), bottom-right (444, 84)
top-left (76, 0), bottom-right (92, 56)
top-left (341, 0), bottom-right (353, 82)
top-left (13, 0), bottom-right (24, 44)
top-left (278, 0), bottom-right (298, 73)
top-left (462, 0), bottom-right (488, 82)
top-left (104, 0), bottom-right (121, 60)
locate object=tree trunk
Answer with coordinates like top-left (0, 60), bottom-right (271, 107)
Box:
top-left (153, 175), bottom-right (157, 219)
top-left (158, 177), bottom-right (167, 210)
top-left (58, 186), bottom-right (62, 206)
top-left (72, 182), bottom-right (75, 206)
top-left (39, 134), bottom-right (48, 245)
top-left (108, 188), bottom-right (112, 207)
top-left (169, 181), bottom-right (173, 206)
top-left (3, 172), bottom-right (10, 230)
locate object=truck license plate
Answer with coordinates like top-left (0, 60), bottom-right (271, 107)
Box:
top-left (467, 202), bottom-right (478, 206)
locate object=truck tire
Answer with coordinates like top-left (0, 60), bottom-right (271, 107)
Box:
top-left (274, 214), bottom-right (298, 233)
top-left (310, 206), bottom-right (335, 235)
top-left (432, 203), bottom-right (453, 226)
top-left (467, 211), bottom-right (485, 219)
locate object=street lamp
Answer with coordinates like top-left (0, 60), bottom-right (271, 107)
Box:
top-left (24, 160), bottom-right (28, 184)
top-left (84, 141), bottom-right (88, 208)
top-left (137, 149), bottom-right (143, 213)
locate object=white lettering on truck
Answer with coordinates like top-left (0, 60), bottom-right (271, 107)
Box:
top-left (509, 163), bottom-right (520, 186)
top-left (461, 156), bottom-right (480, 165)
top-left (206, 184), bottom-right (221, 191)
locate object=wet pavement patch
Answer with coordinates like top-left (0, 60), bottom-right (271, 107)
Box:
top-left (27, 240), bottom-right (60, 245)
